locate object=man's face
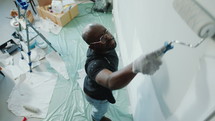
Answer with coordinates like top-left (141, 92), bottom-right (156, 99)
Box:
top-left (98, 29), bottom-right (116, 50)
top-left (90, 28), bottom-right (117, 52)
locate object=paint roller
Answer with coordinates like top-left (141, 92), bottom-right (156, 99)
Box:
top-left (169, 0), bottom-right (215, 48)
top-left (23, 105), bottom-right (40, 114)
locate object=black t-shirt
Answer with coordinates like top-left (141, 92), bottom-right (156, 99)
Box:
top-left (84, 48), bottom-right (119, 104)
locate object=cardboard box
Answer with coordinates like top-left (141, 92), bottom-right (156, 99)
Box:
top-left (37, 0), bottom-right (79, 26)
top-left (38, 0), bottom-right (52, 6)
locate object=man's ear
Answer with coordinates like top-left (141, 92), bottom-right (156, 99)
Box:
top-left (89, 43), bottom-right (95, 49)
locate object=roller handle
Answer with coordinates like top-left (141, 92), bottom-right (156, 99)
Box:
top-left (163, 41), bottom-right (174, 54)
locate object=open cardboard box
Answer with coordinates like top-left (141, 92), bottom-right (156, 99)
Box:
top-left (37, 0), bottom-right (79, 26)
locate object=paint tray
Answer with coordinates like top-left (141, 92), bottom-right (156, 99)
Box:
top-left (0, 39), bottom-right (19, 55)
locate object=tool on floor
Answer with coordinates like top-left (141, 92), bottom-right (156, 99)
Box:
top-left (22, 117), bottom-right (27, 121)
top-left (23, 105), bottom-right (40, 114)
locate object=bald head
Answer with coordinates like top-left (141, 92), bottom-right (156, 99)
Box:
top-left (82, 23), bottom-right (106, 44)
top-left (82, 23), bottom-right (117, 52)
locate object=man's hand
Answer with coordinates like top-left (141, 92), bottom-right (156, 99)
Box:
top-left (132, 43), bottom-right (173, 75)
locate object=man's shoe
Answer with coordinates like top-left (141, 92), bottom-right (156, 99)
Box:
top-left (101, 116), bottom-right (111, 121)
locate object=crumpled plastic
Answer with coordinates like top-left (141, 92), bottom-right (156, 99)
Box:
top-left (7, 71), bottom-right (58, 118)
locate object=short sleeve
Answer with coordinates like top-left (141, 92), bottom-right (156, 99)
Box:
top-left (86, 59), bottom-right (108, 80)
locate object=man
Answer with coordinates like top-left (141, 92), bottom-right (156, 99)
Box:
top-left (82, 23), bottom-right (172, 121)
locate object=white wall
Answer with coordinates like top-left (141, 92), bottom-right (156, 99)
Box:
top-left (113, 0), bottom-right (215, 121)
